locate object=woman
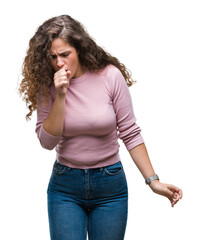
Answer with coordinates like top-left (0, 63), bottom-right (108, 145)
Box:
top-left (18, 15), bottom-right (183, 240)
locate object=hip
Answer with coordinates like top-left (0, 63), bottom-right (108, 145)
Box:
top-left (47, 160), bottom-right (128, 200)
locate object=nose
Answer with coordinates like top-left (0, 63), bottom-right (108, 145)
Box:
top-left (56, 56), bottom-right (65, 68)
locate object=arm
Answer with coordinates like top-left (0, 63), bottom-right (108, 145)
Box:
top-left (110, 66), bottom-right (182, 207)
top-left (35, 68), bottom-right (71, 150)
top-left (43, 68), bottom-right (71, 136)
top-left (129, 143), bottom-right (183, 207)
top-left (43, 94), bottom-right (66, 136)
top-left (35, 92), bottom-right (64, 150)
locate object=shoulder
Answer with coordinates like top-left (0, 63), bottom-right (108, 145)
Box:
top-left (96, 65), bottom-right (128, 97)
top-left (99, 64), bottom-right (126, 90)
top-left (99, 64), bottom-right (122, 78)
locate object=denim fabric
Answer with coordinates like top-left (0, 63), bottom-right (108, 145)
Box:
top-left (47, 160), bottom-right (128, 240)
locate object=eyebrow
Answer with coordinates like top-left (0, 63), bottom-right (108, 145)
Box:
top-left (50, 50), bottom-right (71, 55)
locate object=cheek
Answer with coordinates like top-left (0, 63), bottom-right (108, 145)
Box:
top-left (67, 60), bottom-right (79, 78)
top-left (50, 60), bottom-right (57, 71)
top-left (70, 52), bottom-right (79, 63)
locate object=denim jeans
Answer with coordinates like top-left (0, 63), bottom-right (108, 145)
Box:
top-left (47, 160), bottom-right (128, 240)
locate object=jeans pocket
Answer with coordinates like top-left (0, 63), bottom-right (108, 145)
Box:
top-left (104, 161), bottom-right (123, 176)
top-left (52, 160), bottom-right (67, 175)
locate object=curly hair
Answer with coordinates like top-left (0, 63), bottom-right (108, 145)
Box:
top-left (18, 15), bottom-right (136, 120)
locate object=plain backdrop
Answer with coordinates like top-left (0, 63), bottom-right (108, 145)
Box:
top-left (0, 0), bottom-right (197, 239)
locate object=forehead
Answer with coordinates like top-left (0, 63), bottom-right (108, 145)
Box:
top-left (50, 38), bottom-right (72, 53)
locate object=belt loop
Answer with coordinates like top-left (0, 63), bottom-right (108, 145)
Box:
top-left (67, 167), bottom-right (71, 172)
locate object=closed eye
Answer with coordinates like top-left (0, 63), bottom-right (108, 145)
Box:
top-left (60, 53), bottom-right (69, 57)
top-left (50, 54), bottom-right (57, 59)
top-left (50, 52), bottom-right (70, 59)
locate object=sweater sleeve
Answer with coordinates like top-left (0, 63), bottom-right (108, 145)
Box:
top-left (35, 89), bottom-right (62, 150)
top-left (111, 68), bottom-right (144, 151)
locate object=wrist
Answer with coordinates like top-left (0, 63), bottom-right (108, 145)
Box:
top-left (145, 174), bottom-right (159, 185)
top-left (56, 92), bottom-right (67, 101)
top-left (149, 179), bottom-right (160, 188)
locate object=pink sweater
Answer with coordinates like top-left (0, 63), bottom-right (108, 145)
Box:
top-left (35, 64), bottom-right (144, 169)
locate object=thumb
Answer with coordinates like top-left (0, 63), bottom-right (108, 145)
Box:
top-left (162, 187), bottom-right (174, 205)
top-left (59, 65), bottom-right (67, 72)
top-left (166, 186), bottom-right (175, 196)
top-left (66, 70), bottom-right (72, 79)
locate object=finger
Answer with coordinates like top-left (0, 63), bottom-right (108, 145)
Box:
top-left (162, 186), bottom-right (178, 205)
top-left (171, 193), bottom-right (182, 207)
top-left (172, 189), bottom-right (182, 199)
top-left (66, 70), bottom-right (72, 79)
top-left (55, 68), bottom-right (67, 77)
top-left (165, 186), bottom-right (182, 207)
top-left (167, 185), bottom-right (182, 193)
top-left (164, 187), bottom-right (175, 198)
top-left (171, 196), bottom-right (179, 207)
top-left (178, 189), bottom-right (183, 199)
top-left (170, 193), bottom-right (180, 206)
top-left (172, 199), bottom-right (178, 207)
top-left (54, 76), bottom-right (67, 84)
top-left (56, 80), bottom-right (69, 88)
top-left (59, 76), bottom-right (67, 81)
top-left (66, 70), bottom-right (71, 75)
top-left (173, 192), bottom-right (179, 199)
top-left (55, 71), bottom-right (67, 79)
top-left (169, 185), bottom-right (183, 197)
top-left (161, 190), bottom-right (174, 204)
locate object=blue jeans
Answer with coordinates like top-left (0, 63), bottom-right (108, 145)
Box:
top-left (47, 160), bottom-right (128, 240)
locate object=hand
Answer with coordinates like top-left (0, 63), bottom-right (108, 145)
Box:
top-left (54, 67), bottom-right (71, 97)
top-left (149, 180), bottom-right (183, 207)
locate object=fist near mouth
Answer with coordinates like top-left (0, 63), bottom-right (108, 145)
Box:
top-left (54, 68), bottom-right (71, 97)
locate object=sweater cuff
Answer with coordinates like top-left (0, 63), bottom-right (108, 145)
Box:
top-left (39, 124), bottom-right (62, 150)
top-left (126, 136), bottom-right (144, 151)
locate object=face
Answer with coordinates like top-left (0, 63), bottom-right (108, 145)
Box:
top-left (49, 38), bottom-right (84, 78)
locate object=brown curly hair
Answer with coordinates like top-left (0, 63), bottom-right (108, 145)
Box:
top-left (18, 15), bottom-right (136, 120)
